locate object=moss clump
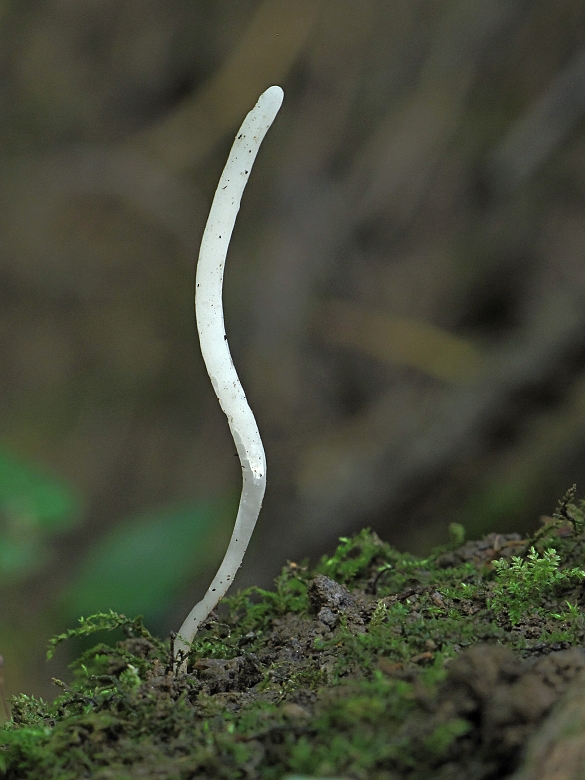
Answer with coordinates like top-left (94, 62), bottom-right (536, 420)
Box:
top-left (490, 546), bottom-right (585, 626)
top-left (3, 494), bottom-right (585, 779)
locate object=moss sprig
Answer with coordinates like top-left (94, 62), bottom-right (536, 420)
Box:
top-left (490, 546), bottom-right (585, 625)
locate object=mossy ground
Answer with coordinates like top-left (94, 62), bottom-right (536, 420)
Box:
top-left (3, 489), bottom-right (585, 780)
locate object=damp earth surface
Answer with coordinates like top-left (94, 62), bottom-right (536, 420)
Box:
top-left (3, 489), bottom-right (585, 779)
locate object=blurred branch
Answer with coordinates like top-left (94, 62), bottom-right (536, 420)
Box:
top-left (341, 0), bottom-right (535, 226)
top-left (487, 43), bottom-right (585, 195)
top-left (251, 0), bottom-right (536, 395)
top-left (0, 145), bottom-right (203, 292)
top-left (316, 299), bottom-right (482, 383)
top-left (128, 0), bottom-right (323, 171)
top-left (254, 270), bottom-right (585, 581)
top-left (237, 0), bottom-right (555, 582)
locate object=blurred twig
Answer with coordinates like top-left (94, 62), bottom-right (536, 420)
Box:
top-left (488, 43), bottom-right (585, 195)
top-left (274, 290), bottom-right (585, 568)
top-left (242, 0), bottom-right (546, 573)
top-left (316, 300), bottom-right (483, 383)
top-left (129, 0), bottom-right (323, 171)
top-left (341, 0), bottom-right (535, 226)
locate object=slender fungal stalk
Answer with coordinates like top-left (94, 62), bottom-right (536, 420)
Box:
top-left (176, 86), bottom-right (284, 657)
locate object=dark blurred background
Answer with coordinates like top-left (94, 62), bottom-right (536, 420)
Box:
top-left (2, 0), bottom-right (585, 702)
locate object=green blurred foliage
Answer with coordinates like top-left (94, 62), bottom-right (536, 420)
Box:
top-left (460, 482), bottom-right (528, 539)
top-left (61, 498), bottom-right (235, 628)
top-left (0, 448), bottom-right (80, 581)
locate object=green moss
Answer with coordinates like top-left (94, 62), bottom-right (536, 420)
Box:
top-left (3, 497), bottom-right (585, 779)
top-left (423, 718), bottom-right (471, 756)
top-left (490, 546), bottom-right (585, 625)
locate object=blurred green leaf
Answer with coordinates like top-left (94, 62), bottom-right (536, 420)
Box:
top-left (0, 448), bottom-right (78, 529)
top-left (63, 499), bottom-right (234, 625)
top-left (0, 538), bottom-right (44, 578)
top-left (0, 447), bottom-right (80, 581)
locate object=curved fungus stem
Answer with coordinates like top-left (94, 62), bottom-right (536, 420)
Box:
top-left (176, 86), bottom-right (284, 660)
